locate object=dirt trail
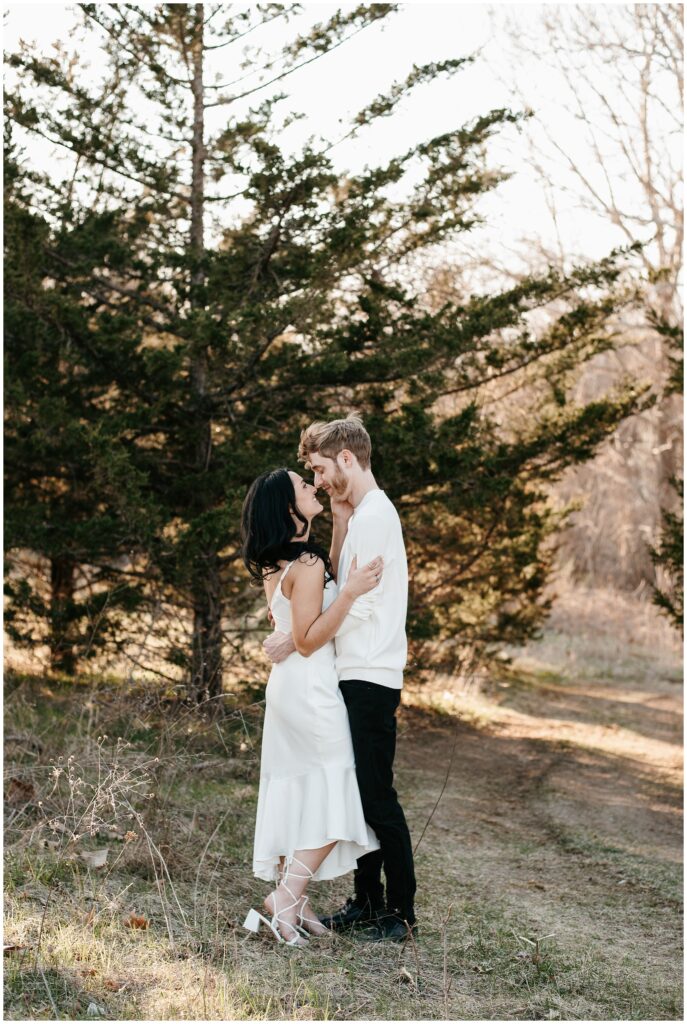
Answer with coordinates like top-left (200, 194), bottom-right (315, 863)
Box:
top-left (400, 669), bottom-right (682, 903)
top-left (388, 592), bottom-right (683, 1018)
top-left (403, 663), bottom-right (683, 888)
top-left (402, 583), bottom-right (682, 873)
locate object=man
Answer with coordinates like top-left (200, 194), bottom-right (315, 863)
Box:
top-left (263, 414), bottom-right (417, 942)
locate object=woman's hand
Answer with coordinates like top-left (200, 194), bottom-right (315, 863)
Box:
top-left (343, 555), bottom-right (384, 599)
top-left (330, 494), bottom-right (355, 525)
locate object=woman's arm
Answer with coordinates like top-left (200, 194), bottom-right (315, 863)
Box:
top-left (289, 554), bottom-right (381, 657)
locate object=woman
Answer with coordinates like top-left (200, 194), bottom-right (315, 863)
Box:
top-left (240, 467), bottom-right (383, 946)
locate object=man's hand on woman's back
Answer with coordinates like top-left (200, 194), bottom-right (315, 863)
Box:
top-left (263, 630), bottom-right (297, 663)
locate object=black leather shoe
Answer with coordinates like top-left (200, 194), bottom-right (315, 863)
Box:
top-left (360, 912), bottom-right (418, 943)
top-left (318, 896), bottom-right (383, 931)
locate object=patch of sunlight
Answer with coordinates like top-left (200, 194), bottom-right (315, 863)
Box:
top-left (483, 703), bottom-right (682, 777)
top-left (405, 677), bottom-right (682, 783)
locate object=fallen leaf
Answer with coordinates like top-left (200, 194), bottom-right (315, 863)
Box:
top-left (79, 968), bottom-right (97, 977)
top-left (123, 913), bottom-right (149, 930)
top-left (79, 848), bottom-right (109, 869)
top-left (5, 778), bottom-right (36, 805)
top-left (103, 978), bottom-right (127, 992)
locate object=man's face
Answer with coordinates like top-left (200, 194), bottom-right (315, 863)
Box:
top-left (308, 451), bottom-right (350, 500)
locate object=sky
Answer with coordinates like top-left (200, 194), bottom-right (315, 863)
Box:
top-left (4, 1), bottom-right (675, 280)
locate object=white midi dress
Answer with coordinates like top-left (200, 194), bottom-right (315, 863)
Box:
top-left (252, 560), bottom-right (379, 882)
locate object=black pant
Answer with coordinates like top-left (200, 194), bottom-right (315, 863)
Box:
top-left (339, 679), bottom-right (416, 924)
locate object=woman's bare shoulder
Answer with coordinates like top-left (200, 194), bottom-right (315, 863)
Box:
top-left (286, 553), bottom-right (325, 593)
top-left (291, 552), bottom-right (325, 575)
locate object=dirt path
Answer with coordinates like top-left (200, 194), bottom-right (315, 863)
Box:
top-left (391, 592), bottom-right (683, 1019)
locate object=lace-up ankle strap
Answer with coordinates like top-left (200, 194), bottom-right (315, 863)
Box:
top-left (284, 855), bottom-right (315, 880)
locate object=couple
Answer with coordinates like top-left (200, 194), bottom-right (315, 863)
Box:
top-left (240, 415), bottom-right (417, 947)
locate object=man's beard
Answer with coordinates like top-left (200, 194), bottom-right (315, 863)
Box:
top-left (329, 468), bottom-right (349, 498)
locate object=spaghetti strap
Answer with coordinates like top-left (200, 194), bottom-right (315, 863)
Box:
top-left (269, 560), bottom-right (295, 614)
top-left (280, 559), bottom-right (295, 582)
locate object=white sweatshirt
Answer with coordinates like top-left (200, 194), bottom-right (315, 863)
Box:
top-left (334, 489), bottom-right (408, 689)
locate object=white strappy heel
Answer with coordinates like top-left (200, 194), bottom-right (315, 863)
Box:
top-left (243, 855), bottom-right (310, 946)
top-left (278, 857), bottom-right (332, 937)
top-left (297, 891), bottom-right (331, 937)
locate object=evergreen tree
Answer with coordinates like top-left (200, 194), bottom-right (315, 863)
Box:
top-left (4, 128), bottom-right (155, 671)
top-left (5, 3), bottom-right (650, 696)
top-left (648, 313), bottom-right (684, 633)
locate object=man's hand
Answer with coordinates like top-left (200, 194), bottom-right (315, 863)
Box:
top-left (263, 630), bottom-right (297, 664)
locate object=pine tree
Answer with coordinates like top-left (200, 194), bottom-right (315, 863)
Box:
top-left (648, 313), bottom-right (684, 633)
top-left (4, 127), bottom-right (157, 672)
top-left (5, 3), bottom-right (650, 696)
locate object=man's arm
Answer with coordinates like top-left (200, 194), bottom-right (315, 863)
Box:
top-left (263, 629), bottom-right (296, 663)
top-left (263, 598), bottom-right (294, 662)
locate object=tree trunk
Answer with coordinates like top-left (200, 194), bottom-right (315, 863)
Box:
top-left (49, 554), bottom-right (77, 675)
top-left (191, 551), bottom-right (224, 705)
top-left (188, 5), bottom-right (223, 702)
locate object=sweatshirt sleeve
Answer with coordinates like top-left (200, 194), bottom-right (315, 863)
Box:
top-left (335, 514), bottom-right (391, 637)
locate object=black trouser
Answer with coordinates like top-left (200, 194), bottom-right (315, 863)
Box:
top-left (339, 679), bottom-right (416, 924)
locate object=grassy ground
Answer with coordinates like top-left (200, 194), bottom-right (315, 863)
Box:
top-left (4, 584), bottom-right (683, 1020)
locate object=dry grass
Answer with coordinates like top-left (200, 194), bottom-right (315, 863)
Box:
top-left (4, 584), bottom-right (683, 1020)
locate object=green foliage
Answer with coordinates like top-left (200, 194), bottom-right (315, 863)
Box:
top-left (4, 4), bottom-right (649, 694)
top-left (649, 475), bottom-right (684, 633)
top-left (646, 312), bottom-right (684, 632)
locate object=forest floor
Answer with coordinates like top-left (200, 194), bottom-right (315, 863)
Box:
top-left (3, 584), bottom-right (683, 1020)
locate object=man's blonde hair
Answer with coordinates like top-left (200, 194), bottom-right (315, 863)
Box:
top-left (298, 414), bottom-right (372, 470)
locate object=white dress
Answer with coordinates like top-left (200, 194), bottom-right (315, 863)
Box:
top-left (252, 560), bottom-right (379, 882)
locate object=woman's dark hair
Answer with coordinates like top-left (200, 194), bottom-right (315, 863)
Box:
top-left (241, 468), bottom-right (335, 584)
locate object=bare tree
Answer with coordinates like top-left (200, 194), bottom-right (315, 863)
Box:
top-left (484, 2), bottom-right (683, 589)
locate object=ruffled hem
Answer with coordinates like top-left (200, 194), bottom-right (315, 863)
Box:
top-left (252, 763), bottom-right (379, 882)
